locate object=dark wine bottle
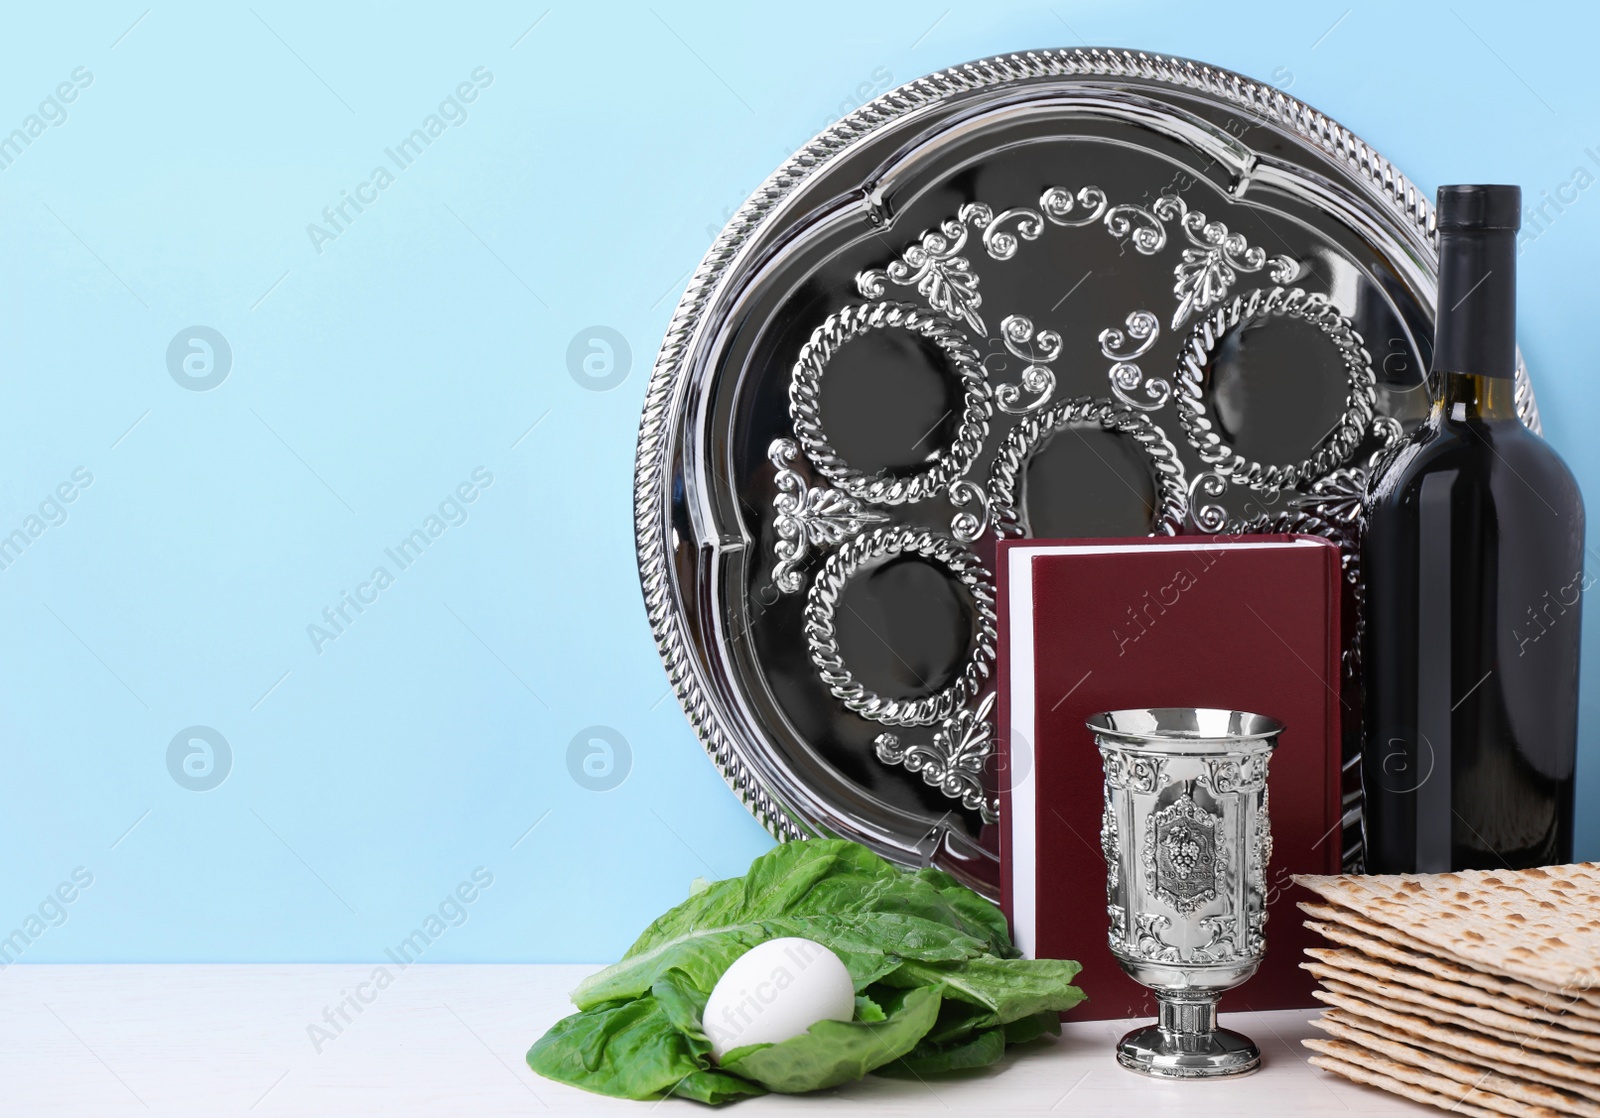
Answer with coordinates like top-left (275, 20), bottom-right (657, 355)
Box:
top-left (1361, 184), bottom-right (1584, 874)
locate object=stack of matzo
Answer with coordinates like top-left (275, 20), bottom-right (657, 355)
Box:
top-left (1293, 864), bottom-right (1600, 1118)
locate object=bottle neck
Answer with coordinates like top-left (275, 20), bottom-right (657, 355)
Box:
top-left (1433, 226), bottom-right (1516, 381)
top-left (1437, 371), bottom-right (1521, 424)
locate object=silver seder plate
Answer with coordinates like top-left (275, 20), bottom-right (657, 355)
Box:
top-left (634, 49), bottom-right (1539, 898)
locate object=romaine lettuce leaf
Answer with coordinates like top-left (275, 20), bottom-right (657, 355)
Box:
top-left (526, 995), bottom-right (760, 1103)
top-left (719, 986), bottom-right (942, 1093)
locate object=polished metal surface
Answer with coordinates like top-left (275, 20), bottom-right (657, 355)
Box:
top-left (635, 48), bottom-right (1543, 898)
top-left (1089, 707), bottom-right (1281, 1079)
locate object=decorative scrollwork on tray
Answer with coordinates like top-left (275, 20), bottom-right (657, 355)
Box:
top-left (987, 397), bottom-right (1188, 538)
top-left (948, 479), bottom-right (989, 543)
top-left (768, 438), bottom-right (890, 594)
top-left (804, 526), bottom-right (996, 726)
top-left (1040, 184), bottom-right (1109, 227)
top-left (1175, 286), bottom-right (1376, 493)
top-left (1105, 203), bottom-right (1168, 254)
top-left (789, 301), bottom-right (992, 506)
top-left (875, 692), bottom-right (998, 822)
top-left (960, 202), bottom-right (1045, 261)
top-left (1101, 309), bottom-right (1160, 360)
top-left (994, 314), bottom-right (1061, 414)
top-left (857, 219), bottom-right (985, 334)
top-left (1289, 465), bottom-right (1367, 526)
top-left (1100, 310), bottom-right (1168, 412)
top-left (891, 185), bottom-right (1303, 335)
top-left (1187, 470), bottom-right (1232, 533)
top-left (1109, 361), bottom-right (1163, 408)
top-left (1154, 194), bottom-right (1302, 328)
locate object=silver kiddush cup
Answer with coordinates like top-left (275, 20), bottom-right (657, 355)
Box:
top-left (1086, 708), bottom-right (1282, 1079)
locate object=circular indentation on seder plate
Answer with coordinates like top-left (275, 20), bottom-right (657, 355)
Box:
top-left (1209, 314), bottom-right (1352, 470)
top-left (1023, 423), bottom-right (1160, 539)
top-left (816, 328), bottom-right (964, 477)
top-left (834, 554), bottom-right (977, 701)
top-left (804, 526), bottom-right (995, 727)
top-left (1175, 287), bottom-right (1374, 492)
top-left (789, 302), bottom-right (990, 506)
top-left (988, 399), bottom-right (1187, 539)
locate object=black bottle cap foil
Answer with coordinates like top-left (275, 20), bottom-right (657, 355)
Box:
top-left (1437, 184), bottom-right (1521, 232)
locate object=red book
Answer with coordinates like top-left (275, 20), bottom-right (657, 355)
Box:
top-left (997, 535), bottom-right (1343, 1019)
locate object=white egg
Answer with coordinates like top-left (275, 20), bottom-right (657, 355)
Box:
top-left (702, 937), bottom-right (855, 1060)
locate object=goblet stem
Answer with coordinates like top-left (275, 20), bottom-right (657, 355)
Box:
top-left (1158, 993), bottom-right (1218, 1046)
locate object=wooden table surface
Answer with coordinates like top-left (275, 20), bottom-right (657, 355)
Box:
top-left (0, 964), bottom-right (1433, 1115)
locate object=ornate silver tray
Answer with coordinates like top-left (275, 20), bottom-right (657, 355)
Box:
top-left (635, 49), bottom-right (1539, 897)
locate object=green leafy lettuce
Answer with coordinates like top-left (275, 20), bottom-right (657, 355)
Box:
top-left (527, 840), bottom-right (1084, 1102)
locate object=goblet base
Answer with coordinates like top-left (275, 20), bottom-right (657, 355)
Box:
top-left (1115, 1023), bottom-right (1261, 1079)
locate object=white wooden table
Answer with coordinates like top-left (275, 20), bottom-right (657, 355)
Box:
top-left (0, 964), bottom-right (1431, 1115)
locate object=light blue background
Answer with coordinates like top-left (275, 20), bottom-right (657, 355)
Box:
top-left (1, 0), bottom-right (1595, 963)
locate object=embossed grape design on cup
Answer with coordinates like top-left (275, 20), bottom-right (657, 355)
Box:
top-left (1087, 707), bottom-right (1281, 1079)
